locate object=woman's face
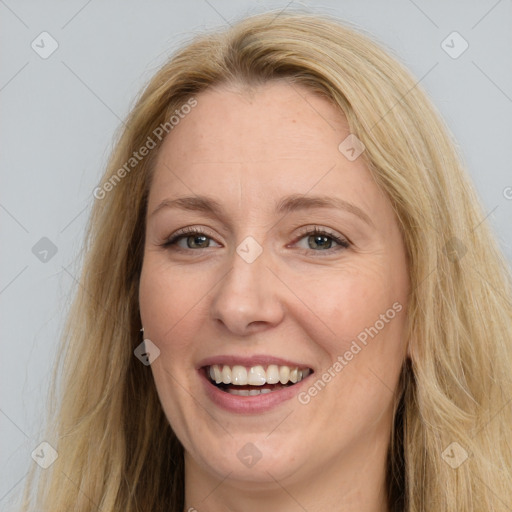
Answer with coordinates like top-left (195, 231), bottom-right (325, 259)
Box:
top-left (139, 81), bottom-right (410, 491)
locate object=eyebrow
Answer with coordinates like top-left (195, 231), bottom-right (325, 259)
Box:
top-left (150, 193), bottom-right (374, 227)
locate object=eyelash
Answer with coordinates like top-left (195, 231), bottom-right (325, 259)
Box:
top-left (160, 226), bottom-right (350, 255)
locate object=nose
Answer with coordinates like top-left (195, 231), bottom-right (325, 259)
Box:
top-left (209, 244), bottom-right (285, 336)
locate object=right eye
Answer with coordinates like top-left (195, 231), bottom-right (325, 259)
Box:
top-left (161, 227), bottom-right (222, 250)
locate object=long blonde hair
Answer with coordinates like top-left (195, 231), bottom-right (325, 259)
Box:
top-left (19, 10), bottom-right (512, 511)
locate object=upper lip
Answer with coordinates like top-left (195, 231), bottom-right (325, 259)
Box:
top-left (197, 354), bottom-right (313, 370)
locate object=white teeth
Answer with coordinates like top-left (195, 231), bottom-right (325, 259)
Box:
top-left (228, 388), bottom-right (250, 396)
top-left (207, 364), bottom-right (311, 386)
top-left (221, 365), bottom-right (231, 384)
top-left (266, 364), bottom-right (280, 384)
top-left (212, 365), bottom-right (222, 384)
top-left (279, 366), bottom-right (290, 384)
top-left (247, 365), bottom-right (266, 386)
top-left (231, 365), bottom-right (248, 385)
top-left (227, 387), bottom-right (275, 396)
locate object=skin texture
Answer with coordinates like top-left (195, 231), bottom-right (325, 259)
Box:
top-left (139, 81), bottom-right (410, 512)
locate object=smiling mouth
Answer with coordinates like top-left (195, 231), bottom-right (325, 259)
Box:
top-left (204, 364), bottom-right (313, 396)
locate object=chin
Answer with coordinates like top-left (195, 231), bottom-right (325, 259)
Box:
top-left (187, 435), bottom-right (307, 485)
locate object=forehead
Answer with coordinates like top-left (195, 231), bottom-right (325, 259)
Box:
top-left (157, 81), bottom-right (349, 164)
top-left (148, 81), bottom-right (386, 220)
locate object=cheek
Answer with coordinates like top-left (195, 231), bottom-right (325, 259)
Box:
top-left (296, 263), bottom-right (397, 341)
top-left (297, 263), bottom-right (407, 401)
top-left (138, 258), bottom-right (202, 351)
top-left (139, 260), bottom-right (205, 428)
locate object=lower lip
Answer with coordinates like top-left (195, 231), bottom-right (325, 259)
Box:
top-left (199, 368), bottom-right (312, 414)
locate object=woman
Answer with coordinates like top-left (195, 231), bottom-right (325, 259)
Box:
top-left (20, 10), bottom-right (512, 512)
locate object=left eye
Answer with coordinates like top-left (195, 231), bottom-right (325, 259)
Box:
top-left (161, 227), bottom-right (350, 253)
top-left (294, 229), bottom-right (350, 252)
top-left (162, 228), bottom-right (220, 250)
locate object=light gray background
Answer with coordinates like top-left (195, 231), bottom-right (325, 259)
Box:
top-left (1, 0), bottom-right (511, 508)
